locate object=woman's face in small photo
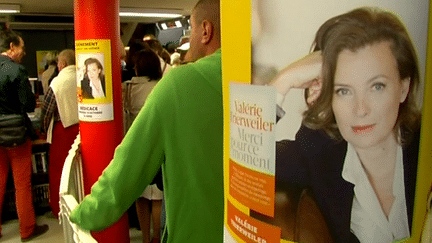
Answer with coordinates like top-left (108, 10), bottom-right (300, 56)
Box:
top-left (87, 62), bottom-right (101, 80)
top-left (331, 41), bottom-right (410, 149)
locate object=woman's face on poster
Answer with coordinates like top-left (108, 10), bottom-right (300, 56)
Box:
top-left (87, 62), bottom-right (101, 81)
top-left (331, 41), bottom-right (410, 150)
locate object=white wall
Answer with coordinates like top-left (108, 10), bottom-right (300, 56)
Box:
top-left (253, 0), bottom-right (429, 78)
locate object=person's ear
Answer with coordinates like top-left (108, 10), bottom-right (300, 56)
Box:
top-left (400, 77), bottom-right (411, 103)
top-left (9, 42), bottom-right (15, 52)
top-left (57, 60), bottom-right (66, 71)
top-left (201, 20), bottom-right (213, 45)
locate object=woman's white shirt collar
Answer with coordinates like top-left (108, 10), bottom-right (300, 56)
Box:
top-left (342, 142), bottom-right (409, 242)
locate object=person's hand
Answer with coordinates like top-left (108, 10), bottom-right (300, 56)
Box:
top-left (36, 100), bottom-right (43, 108)
top-left (270, 51), bottom-right (322, 99)
top-left (305, 78), bottom-right (322, 105)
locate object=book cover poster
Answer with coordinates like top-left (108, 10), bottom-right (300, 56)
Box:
top-left (222, 0), bottom-right (432, 242)
top-left (227, 83), bottom-right (279, 242)
top-left (36, 50), bottom-right (58, 79)
top-left (75, 39), bottom-right (114, 122)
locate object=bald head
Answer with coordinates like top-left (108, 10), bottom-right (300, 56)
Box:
top-left (193, 0), bottom-right (220, 39)
top-left (57, 49), bottom-right (75, 71)
top-left (187, 0), bottom-right (220, 62)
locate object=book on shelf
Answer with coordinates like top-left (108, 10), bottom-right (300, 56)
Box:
top-left (31, 152), bottom-right (48, 173)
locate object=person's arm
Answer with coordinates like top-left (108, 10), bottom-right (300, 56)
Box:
top-left (69, 92), bottom-right (165, 231)
top-left (271, 51), bottom-right (322, 106)
top-left (276, 138), bottom-right (309, 187)
top-left (272, 51), bottom-right (322, 122)
top-left (40, 87), bottom-right (56, 134)
top-left (17, 65), bottom-right (36, 112)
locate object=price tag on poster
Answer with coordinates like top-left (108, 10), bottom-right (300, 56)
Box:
top-left (75, 39), bottom-right (114, 122)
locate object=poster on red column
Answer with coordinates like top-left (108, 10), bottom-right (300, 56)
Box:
top-left (222, 0), bottom-right (432, 242)
top-left (75, 39), bottom-right (114, 122)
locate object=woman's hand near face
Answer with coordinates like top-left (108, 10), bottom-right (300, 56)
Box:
top-left (270, 51), bottom-right (323, 99)
top-left (305, 78), bottom-right (322, 105)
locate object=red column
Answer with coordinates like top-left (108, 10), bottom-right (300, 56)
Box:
top-left (74, 0), bottom-right (129, 242)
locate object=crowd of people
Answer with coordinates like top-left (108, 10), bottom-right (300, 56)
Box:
top-left (0, 7), bottom-right (194, 242)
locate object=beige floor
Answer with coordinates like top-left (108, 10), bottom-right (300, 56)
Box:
top-left (1, 215), bottom-right (144, 243)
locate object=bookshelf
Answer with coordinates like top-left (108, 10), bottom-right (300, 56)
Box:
top-left (31, 139), bottom-right (50, 213)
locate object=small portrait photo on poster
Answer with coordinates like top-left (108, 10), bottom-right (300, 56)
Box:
top-left (77, 54), bottom-right (106, 100)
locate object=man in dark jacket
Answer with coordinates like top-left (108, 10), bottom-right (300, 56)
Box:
top-left (0, 29), bottom-right (48, 241)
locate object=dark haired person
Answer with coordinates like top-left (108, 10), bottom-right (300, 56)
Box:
top-left (123, 48), bottom-right (163, 243)
top-left (272, 7), bottom-right (421, 243)
top-left (144, 37), bottom-right (173, 75)
top-left (122, 39), bottom-right (149, 82)
top-left (123, 49), bottom-right (162, 134)
top-left (0, 29), bottom-right (48, 241)
top-left (81, 57), bottom-right (106, 99)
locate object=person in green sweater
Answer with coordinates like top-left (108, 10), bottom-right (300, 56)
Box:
top-left (70, 0), bottom-right (222, 242)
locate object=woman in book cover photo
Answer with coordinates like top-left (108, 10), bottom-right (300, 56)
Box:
top-left (80, 57), bottom-right (106, 99)
top-left (267, 7), bottom-right (422, 243)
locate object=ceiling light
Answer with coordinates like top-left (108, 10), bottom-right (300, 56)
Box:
top-left (120, 12), bottom-right (182, 18)
top-left (0, 4), bottom-right (20, 14)
top-left (119, 8), bottom-right (183, 18)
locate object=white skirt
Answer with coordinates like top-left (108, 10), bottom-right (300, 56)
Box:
top-left (140, 184), bottom-right (163, 200)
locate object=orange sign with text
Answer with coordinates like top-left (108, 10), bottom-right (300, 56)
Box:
top-left (227, 201), bottom-right (281, 243)
top-left (229, 160), bottom-right (275, 217)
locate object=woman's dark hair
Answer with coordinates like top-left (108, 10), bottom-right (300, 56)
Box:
top-left (145, 39), bottom-right (163, 54)
top-left (0, 29), bottom-right (21, 53)
top-left (303, 7), bottom-right (421, 144)
top-left (134, 49), bottom-right (162, 80)
top-left (126, 40), bottom-right (149, 67)
top-left (160, 49), bottom-right (171, 65)
top-left (84, 58), bottom-right (104, 79)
